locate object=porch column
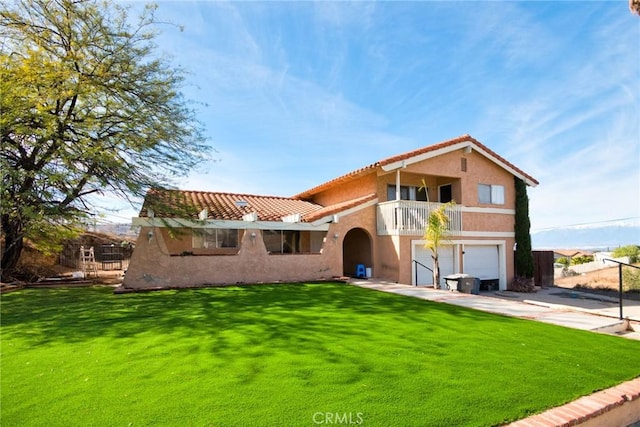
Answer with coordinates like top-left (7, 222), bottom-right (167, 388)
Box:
top-left (395, 169), bottom-right (401, 200)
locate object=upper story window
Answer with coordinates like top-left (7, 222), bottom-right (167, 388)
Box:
top-left (193, 228), bottom-right (239, 249)
top-left (387, 185), bottom-right (427, 202)
top-left (478, 184), bottom-right (505, 205)
top-left (439, 184), bottom-right (452, 203)
top-left (263, 230), bottom-right (325, 254)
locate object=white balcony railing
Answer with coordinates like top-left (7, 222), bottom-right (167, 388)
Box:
top-left (376, 200), bottom-right (462, 236)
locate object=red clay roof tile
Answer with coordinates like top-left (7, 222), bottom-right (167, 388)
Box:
top-left (141, 189), bottom-right (379, 224)
top-left (142, 135), bottom-right (538, 222)
top-left (141, 189), bottom-right (324, 222)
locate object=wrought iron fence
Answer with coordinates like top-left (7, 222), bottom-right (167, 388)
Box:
top-left (59, 243), bottom-right (133, 271)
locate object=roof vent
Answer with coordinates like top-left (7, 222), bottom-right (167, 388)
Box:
top-left (235, 200), bottom-right (248, 208)
top-left (243, 212), bottom-right (258, 222)
top-left (282, 213), bottom-right (302, 223)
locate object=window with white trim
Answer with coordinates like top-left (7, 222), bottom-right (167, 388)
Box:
top-left (386, 185), bottom-right (428, 201)
top-left (478, 184), bottom-right (505, 205)
top-left (263, 230), bottom-right (325, 254)
top-left (192, 229), bottom-right (239, 249)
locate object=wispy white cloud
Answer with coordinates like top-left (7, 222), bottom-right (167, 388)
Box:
top-left (449, 4), bottom-right (640, 230)
top-left (312, 1), bottom-right (376, 30)
top-left (106, 1), bottom-right (639, 233)
top-left (151, 28), bottom-right (413, 195)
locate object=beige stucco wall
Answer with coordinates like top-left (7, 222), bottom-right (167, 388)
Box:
top-left (381, 148), bottom-right (516, 209)
top-left (376, 235), bottom-right (401, 282)
top-left (309, 172), bottom-right (378, 206)
top-left (462, 212), bottom-right (514, 232)
top-left (123, 225), bottom-right (344, 289)
top-left (462, 152), bottom-right (516, 208)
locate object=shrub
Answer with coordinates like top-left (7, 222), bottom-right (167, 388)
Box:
top-left (623, 267), bottom-right (640, 291)
top-left (572, 255), bottom-right (594, 265)
top-left (511, 275), bottom-right (535, 292)
top-left (556, 257), bottom-right (570, 267)
top-left (514, 178), bottom-right (534, 278)
top-left (612, 245), bottom-right (640, 263)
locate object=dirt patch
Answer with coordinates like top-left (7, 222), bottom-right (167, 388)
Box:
top-left (555, 264), bottom-right (640, 301)
top-left (556, 265), bottom-right (622, 290)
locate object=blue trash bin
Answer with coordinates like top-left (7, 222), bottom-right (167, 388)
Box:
top-left (355, 264), bottom-right (366, 278)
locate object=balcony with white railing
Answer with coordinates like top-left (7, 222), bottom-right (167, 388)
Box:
top-left (376, 200), bottom-right (462, 236)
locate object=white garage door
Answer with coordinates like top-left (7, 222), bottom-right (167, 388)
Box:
top-left (414, 245), bottom-right (455, 286)
top-left (464, 245), bottom-right (499, 280)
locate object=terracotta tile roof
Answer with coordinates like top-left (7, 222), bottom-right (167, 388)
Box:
top-left (294, 134), bottom-right (538, 199)
top-left (141, 189), bottom-right (324, 222)
top-left (141, 189), bottom-right (379, 224)
top-left (141, 135), bottom-right (538, 222)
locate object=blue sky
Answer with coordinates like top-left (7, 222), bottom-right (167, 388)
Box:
top-left (104, 1), bottom-right (639, 233)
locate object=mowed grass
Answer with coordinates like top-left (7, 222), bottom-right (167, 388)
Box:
top-left (1, 283), bottom-right (639, 427)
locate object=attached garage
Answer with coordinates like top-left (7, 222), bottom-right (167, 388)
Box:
top-left (463, 245), bottom-right (499, 280)
top-left (462, 243), bottom-right (506, 290)
top-left (411, 240), bottom-right (507, 289)
top-left (412, 244), bottom-right (456, 287)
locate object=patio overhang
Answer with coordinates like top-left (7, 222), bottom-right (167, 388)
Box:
top-left (132, 217), bottom-right (331, 231)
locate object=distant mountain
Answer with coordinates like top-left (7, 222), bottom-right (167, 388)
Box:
top-left (94, 223), bottom-right (139, 238)
top-left (532, 224), bottom-right (640, 250)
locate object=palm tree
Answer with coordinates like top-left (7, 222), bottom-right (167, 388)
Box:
top-left (423, 202), bottom-right (455, 289)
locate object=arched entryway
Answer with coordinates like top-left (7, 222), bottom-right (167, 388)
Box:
top-left (342, 228), bottom-right (373, 277)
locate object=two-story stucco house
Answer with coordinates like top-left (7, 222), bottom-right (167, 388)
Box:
top-left (123, 135), bottom-right (538, 290)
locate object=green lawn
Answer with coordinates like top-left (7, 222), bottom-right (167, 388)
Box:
top-left (2, 283), bottom-right (639, 426)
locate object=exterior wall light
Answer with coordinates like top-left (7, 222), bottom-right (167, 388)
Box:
top-left (333, 232), bottom-right (339, 242)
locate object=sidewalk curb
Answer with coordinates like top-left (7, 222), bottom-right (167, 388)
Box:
top-left (506, 376), bottom-right (640, 427)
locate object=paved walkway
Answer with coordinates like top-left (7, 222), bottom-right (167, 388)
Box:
top-left (350, 279), bottom-right (640, 426)
top-left (350, 280), bottom-right (640, 339)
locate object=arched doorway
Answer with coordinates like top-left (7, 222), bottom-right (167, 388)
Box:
top-left (342, 228), bottom-right (373, 277)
